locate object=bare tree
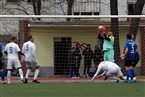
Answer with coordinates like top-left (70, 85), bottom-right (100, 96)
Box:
top-left (31, 0), bottom-right (41, 15)
top-left (110, 0), bottom-right (121, 64)
top-left (66, 0), bottom-right (75, 21)
top-left (129, 0), bottom-right (145, 40)
top-left (31, 0), bottom-right (41, 20)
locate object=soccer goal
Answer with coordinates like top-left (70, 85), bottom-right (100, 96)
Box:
top-left (0, 15), bottom-right (144, 78)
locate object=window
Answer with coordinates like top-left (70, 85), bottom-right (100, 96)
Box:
top-left (127, 0), bottom-right (137, 4)
top-left (74, 12), bottom-right (99, 15)
top-left (73, 0), bottom-right (100, 15)
top-left (7, 0), bottom-right (21, 2)
top-left (27, 0), bottom-right (32, 2)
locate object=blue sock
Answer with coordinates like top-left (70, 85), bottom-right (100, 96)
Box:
top-left (130, 70), bottom-right (135, 80)
top-left (0, 71), bottom-right (5, 81)
top-left (126, 70), bottom-right (132, 80)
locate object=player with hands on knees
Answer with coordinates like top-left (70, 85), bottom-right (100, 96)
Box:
top-left (90, 61), bottom-right (124, 83)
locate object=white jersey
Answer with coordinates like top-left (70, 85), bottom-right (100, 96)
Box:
top-left (22, 41), bottom-right (36, 62)
top-left (97, 61), bottom-right (120, 72)
top-left (4, 42), bottom-right (20, 59)
top-left (92, 61), bottom-right (123, 79)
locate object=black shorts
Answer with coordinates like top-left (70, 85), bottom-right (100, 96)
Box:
top-left (125, 60), bottom-right (139, 67)
top-left (0, 60), bottom-right (3, 70)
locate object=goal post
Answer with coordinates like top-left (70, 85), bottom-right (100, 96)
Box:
top-left (1, 15), bottom-right (145, 18)
top-left (0, 15), bottom-right (145, 77)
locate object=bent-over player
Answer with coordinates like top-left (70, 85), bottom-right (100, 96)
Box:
top-left (90, 61), bottom-right (124, 82)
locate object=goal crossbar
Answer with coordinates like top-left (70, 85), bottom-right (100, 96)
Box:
top-left (0, 15), bottom-right (145, 18)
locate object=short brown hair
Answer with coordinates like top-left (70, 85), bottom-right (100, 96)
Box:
top-left (28, 35), bottom-right (33, 40)
top-left (11, 35), bottom-right (16, 41)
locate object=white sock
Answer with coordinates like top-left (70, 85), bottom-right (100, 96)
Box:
top-left (25, 69), bottom-right (31, 79)
top-left (18, 68), bottom-right (24, 80)
top-left (34, 69), bottom-right (40, 80)
top-left (7, 71), bottom-right (11, 84)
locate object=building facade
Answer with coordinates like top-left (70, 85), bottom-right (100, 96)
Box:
top-left (0, 0), bottom-right (145, 76)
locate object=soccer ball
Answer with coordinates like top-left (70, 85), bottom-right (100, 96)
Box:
top-left (98, 25), bottom-right (106, 31)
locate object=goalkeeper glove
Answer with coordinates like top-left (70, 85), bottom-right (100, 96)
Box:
top-left (98, 29), bottom-right (101, 34)
top-left (102, 31), bottom-right (106, 34)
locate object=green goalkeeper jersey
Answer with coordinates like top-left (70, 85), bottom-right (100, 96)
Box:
top-left (103, 36), bottom-right (114, 51)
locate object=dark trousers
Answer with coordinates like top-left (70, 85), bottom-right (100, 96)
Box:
top-left (76, 63), bottom-right (80, 77)
top-left (83, 63), bottom-right (91, 75)
top-left (70, 64), bottom-right (77, 77)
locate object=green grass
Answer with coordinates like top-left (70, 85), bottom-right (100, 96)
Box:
top-left (0, 82), bottom-right (144, 97)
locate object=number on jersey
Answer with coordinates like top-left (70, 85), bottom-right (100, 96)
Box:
top-left (9, 47), bottom-right (13, 53)
top-left (26, 44), bottom-right (29, 51)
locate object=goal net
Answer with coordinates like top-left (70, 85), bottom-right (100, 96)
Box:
top-left (0, 15), bottom-right (144, 78)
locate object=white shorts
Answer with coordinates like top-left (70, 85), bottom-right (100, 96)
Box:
top-left (7, 59), bottom-right (22, 70)
top-left (25, 61), bottom-right (39, 68)
top-left (106, 67), bottom-right (123, 77)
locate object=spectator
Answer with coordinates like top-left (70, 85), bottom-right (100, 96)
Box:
top-left (98, 29), bottom-right (115, 62)
top-left (83, 44), bottom-right (93, 78)
top-left (68, 47), bottom-right (77, 78)
top-left (120, 33), bottom-right (140, 83)
top-left (93, 45), bottom-right (103, 69)
top-left (75, 43), bottom-right (82, 78)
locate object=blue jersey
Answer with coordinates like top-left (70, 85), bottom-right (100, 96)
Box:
top-left (124, 40), bottom-right (139, 60)
top-left (0, 43), bottom-right (3, 61)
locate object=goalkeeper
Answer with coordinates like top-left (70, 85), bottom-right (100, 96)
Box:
top-left (98, 27), bottom-right (114, 62)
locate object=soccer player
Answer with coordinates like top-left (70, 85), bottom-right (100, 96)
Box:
top-left (120, 33), bottom-right (140, 83)
top-left (22, 35), bottom-right (40, 83)
top-left (68, 47), bottom-right (77, 78)
top-left (75, 43), bottom-right (82, 78)
top-left (0, 43), bottom-right (6, 84)
top-left (90, 61), bottom-right (124, 82)
top-left (98, 29), bottom-right (115, 62)
top-left (4, 35), bottom-right (25, 84)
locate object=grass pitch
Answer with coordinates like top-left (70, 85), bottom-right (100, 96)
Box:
top-left (0, 82), bottom-right (144, 97)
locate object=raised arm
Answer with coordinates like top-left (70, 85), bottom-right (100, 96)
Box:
top-left (98, 33), bottom-right (104, 40)
top-left (90, 64), bottom-right (102, 81)
top-left (103, 34), bottom-right (111, 41)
